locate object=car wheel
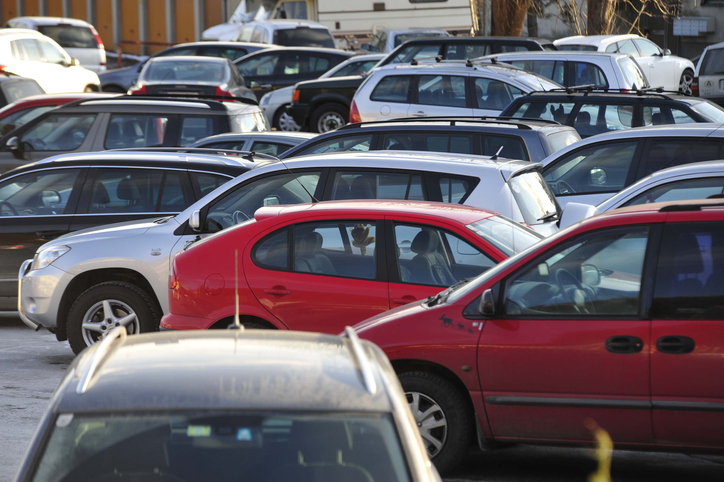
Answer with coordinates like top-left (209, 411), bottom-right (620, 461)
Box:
top-left (67, 281), bottom-right (160, 354)
top-left (399, 371), bottom-right (473, 474)
top-left (274, 108), bottom-right (302, 132)
top-left (83, 85), bottom-right (98, 93)
top-left (679, 69), bottom-right (694, 95)
top-left (311, 103), bottom-right (348, 133)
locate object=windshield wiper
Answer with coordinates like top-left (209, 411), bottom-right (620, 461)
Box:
top-left (183, 235), bottom-right (202, 250)
top-left (154, 215), bottom-right (176, 224)
top-left (427, 278), bottom-right (472, 307)
top-left (537, 211), bottom-right (559, 222)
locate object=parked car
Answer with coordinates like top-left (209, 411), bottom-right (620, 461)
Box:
top-left (539, 123), bottom-right (724, 210)
top-left (478, 51), bottom-right (650, 90)
top-left (0, 149), bottom-right (259, 318)
top-left (554, 35), bottom-right (695, 94)
top-left (99, 41), bottom-right (271, 93)
top-left (3, 16), bottom-right (106, 73)
top-left (0, 73), bottom-right (44, 113)
top-left (355, 198), bottom-right (724, 471)
top-left (360, 28), bottom-right (450, 54)
top-left (281, 117), bottom-right (580, 162)
top-left (236, 19), bottom-right (336, 48)
top-left (190, 131), bottom-right (316, 156)
top-left (13, 327), bottom-right (440, 482)
top-left (0, 28), bottom-right (101, 93)
top-left (261, 53), bottom-right (384, 131)
top-left (501, 90), bottom-right (724, 138)
top-left (0, 96), bottom-right (268, 173)
top-left (235, 47), bottom-right (353, 99)
top-left (377, 36), bottom-right (557, 67)
top-left (559, 160), bottom-right (724, 228)
top-left (128, 56), bottom-right (257, 102)
top-left (162, 201), bottom-right (541, 334)
top-left (351, 61), bottom-right (561, 123)
top-left (18, 150), bottom-right (561, 353)
top-left (693, 41), bottom-right (724, 106)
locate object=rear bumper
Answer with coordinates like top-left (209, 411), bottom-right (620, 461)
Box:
top-left (160, 312), bottom-right (214, 330)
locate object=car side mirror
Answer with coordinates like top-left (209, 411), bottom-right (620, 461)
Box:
top-left (663, 49), bottom-right (671, 56)
top-left (6, 136), bottom-right (19, 151)
top-left (249, 80), bottom-right (261, 89)
top-left (581, 264), bottom-right (601, 286)
top-left (189, 210), bottom-right (202, 232)
top-left (70, 58), bottom-right (80, 67)
top-left (478, 288), bottom-right (495, 316)
top-left (589, 168), bottom-right (607, 186)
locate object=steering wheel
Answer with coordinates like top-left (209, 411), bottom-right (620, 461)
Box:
top-left (232, 210), bottom-right (251, 225)
top-left (556, 180), bottom-right (575, 195)
top-left (0, 201), bottom-right (18, 216)
top-left (555, 268), bottom-right (594, 314)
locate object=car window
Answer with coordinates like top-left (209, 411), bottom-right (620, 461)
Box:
top-left (653, 222), bottom-right (724, 320)
top-left (238, 25), bottom-right (254, 42)
top-left (557, 44), bottom-right (598, 52)
top-left (21, 114), bottom-right (95, 151)
top-left (642, 105), bottom-right (696, 126)
top-left (688, 101), bottom-right (724, 123)
top-left (202, 141), bottom-right (245, 150)
top-left (274, 28), bottom-right (335, 49)
top-left (474, 79), bottom-right (522, 110)
top-left (573, 103), bottom-right (633, 137)
top-left (393, 223), bottom-right (495, 286)
top-left (417, 75), bottom-right (466, 107)
top-left (0, 168), bottom-right (80, 216)
top-left (623, 177), bottom-right (724, 207)
top-left (88, 169), bottom-right (187, 213)
top-left (237, 53), bottom-right (279, 77)
top-left (0, 80), bottom-right (44, 106)
top-left (510, 101), bottom-right (575, 123)
top-left (543, 141), bottom-right (639, 195)
top-left (505, 227), bottom-right (649, 316)
top-left (500, 45), bottom-right (529, 53)
top-left (371, 75), bottom-right (412, 103)
top-left (179, 116), bottom-right (224, 146)
top-left (202, 46), bottom-right (249, 61)
top-left (190, 172), bottom-right (232, 198)
top-left (0, 105), bottom-right (53, 137)
top-left (617, 57), bottom-right (649, 89)
top-left (394, 32), bottom-right (447, 48)
top-left (250, 140), bottom-right (293, 156)
top-left (545, 130), bottom-right (581, 155)
top-left (159, 46), bottom-right (197, 57)
top-left (508, 60), bottom-right (565, 85)
top-left (507, 170), bottom-right (560, 226)
top-left (18, 39), bottom-right (43, 61)
top-left (445, 43), bottom-right (491, 60)
top-left (330, 60), bottom-right (378, 77)
top-left (105, 114), bottom-right (169, 149)
top-left (700, 48), bottom-right (724, 76)
top-left (295, 134), bottom-right (373, 155)
top-left (438, 176), bottom-right (471, 204)
top-left (37, 25), bottom-right (96, 49)
top-left (605, 43), bottom-right (618, 53)
top-left (143, 59), bottom-right (227, 82)
top-left (467, 215), bottom-right (542, 256)
top-left (38, 39), bottom-right (68, 65)
top-left (381, 132), bottom-right (474, 155)
top-left (253, 227), bottom-right (290, 269)
top-left (634, 39), bottom-right (660, 57)
top-left (616, 39), bottom-right (640, 56)
top-left (640, 139), bottom-right (721, 177)
top-left (331, 171), bottom-right (423, 201)
top-left (481, 134), bottom-right (527, 161)
top-left (387, 44), bottom-right (441, 64)
top-left (571, 62), bottom-right (608, 88)
top-left (279, 53), bottom-right (330, 76)
top-left (204, 171), bottom-right (321, 232)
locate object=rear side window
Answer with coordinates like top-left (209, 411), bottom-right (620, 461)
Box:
top-left (179, 116), bottom-right (225, 146)
top-left (634, 39), bottom-right (660, 57)
top-left (37, 26), bottom-right (96, 49)
top-left (509, 60), bottom-right (564, 85)
top-left (642, 105), bottom-right (696, 126)
top-left (417, 75), bottom-right (466, 107)
top-left (253, 227), bottom-right (290, 270)
top-left (481, 134), bottom-right (527, 161)
top-left (200, 46), bottom-right (249, 61)
top-left (474, 79), bottom-right (522, 110)
top-left (500, 45), bottom-right (529, 53)
top-left (330, 171), bottom-right (424, 201)
top-left (558, 45), bottom-right (597, 51)
top-left (295, 134), bottom-right (373, 156)
top-left (573, 103), bottom-right (633, 137)
top-left (439, 177), bottom-right (471, 204)
top-left (700, 48), bottom-right (724, 76)
top-left (640, 139), bottom-right (721, 177)
top-left (273, 28), bottom-right (335, 49)
top-left (445, 43), bottom-right (491, 59)
top-left (105, 114), bottom-right (168, 149)
top-left (571, 62), bottom-right (608, 88)
top-left (190, 172), bottom-right (232, 198)
top-left (624, 177), bottom-right (724, 207)
top-left (250, 141), bottom-right (294, 156)
top-left (371, 76), bottom-right (412, 103)
top-left (510, 101), bottom-right (574, 123)
top-left (279, 53), bottom-right (330, 75)
top-left (382, 132), bottom-right (474, 155)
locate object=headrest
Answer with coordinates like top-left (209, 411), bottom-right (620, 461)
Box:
top-left (575, 111), bottom-right (591, 125)
top-left (350, 176), bottom-right (374, 199)
top-left (297, 232), bottom-right (323, 257)
top-left (117, 178), bottom-right (141, 202)
top-left (411, 230), bottom-right (438, 254)
top-left (291, 421), bottom-right (351, 464)
top-left (92, 182), bottom-right (110, 204)
top-left (674, 232), bottom-right (704, 274)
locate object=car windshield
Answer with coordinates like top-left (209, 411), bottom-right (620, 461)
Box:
top-left (1, 81), bottom-right (44, 105)
top-left (507, 169), bottom-right (561, 225)
top-left (394, 32), bottom-right (447, 47)
top-left (467, 215), bottom-right (542, 256)
top-left (687, 100), bottom-right (724, 122)
top-left (700, 48), bottom-right (724, 75)
top-left (143, 60), bottom-right (228, 83)
top-left (37, 25), bottom-right (97, 49)
top-left (32, 412), bottom-right (411, 482)
top-left (274, 28), bottom-right (335, 48)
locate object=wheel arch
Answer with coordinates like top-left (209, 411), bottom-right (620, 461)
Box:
top-left (209, 314), bottom-right (281, 330)
top-left (309, 95), bottom-right (351, 116)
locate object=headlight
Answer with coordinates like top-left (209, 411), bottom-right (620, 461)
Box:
top-left (33, 246), bottom-right (70, 270)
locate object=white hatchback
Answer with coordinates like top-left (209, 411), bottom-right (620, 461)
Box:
top-left (0, 29), bottom-right (100, 93)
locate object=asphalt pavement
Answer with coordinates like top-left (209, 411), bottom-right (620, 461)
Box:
top-left (1, 315), bottom-right (723, 482)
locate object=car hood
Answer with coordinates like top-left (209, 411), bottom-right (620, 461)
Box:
top-left (47, 217), bottom-right (178, 248)
top-left (99, 65), bottom-right (137, 82)
top-left (295, 75), bottom-right (365, 91)
top-left (351, 299), bottom-right (428, 334)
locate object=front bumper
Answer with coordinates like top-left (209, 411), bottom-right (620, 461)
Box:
top-left (18, 260), bottom-right (74, 331)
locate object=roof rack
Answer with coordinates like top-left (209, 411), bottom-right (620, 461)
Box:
top-left (344, 326), bottom-right (377, 395)
top-left (340, 115), bottom-right (561, 130)
top-left (76, 326), bottom-right (127, 394)
top-left (108, 147), bottom-right (278, 162)
top-left (124, 93), bottom-right (259, 106)
top-left (529, 87), bottom-right (682, 99)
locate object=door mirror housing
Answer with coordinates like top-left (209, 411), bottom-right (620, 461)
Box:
top-left (6, 136), bottom-right (19, 151)
top-left (189, 210), bottom-right (202, 232)
top-left (663, 49), bottom-right (671, 56)
top-left (70, 58), bottom-right (81, 67)
top-left (589, 167), bottom-right (607, 186)
top-left (41, 190), bottom-right (61, 207)
top-left (581, 264), bottom-right (601, 286)
top-left (479, 288), bottom-right (495, 316)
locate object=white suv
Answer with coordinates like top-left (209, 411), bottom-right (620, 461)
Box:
top-left (350, 61), bottom-right (561, 122)
top-left (0, 29), bottom-right (100, 93)
top-left (19, 150), bottom-right (560, 353)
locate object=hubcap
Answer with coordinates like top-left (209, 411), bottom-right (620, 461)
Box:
top-left (406, 391), bottom-right (448, 458)
top-left (680, 73), bottom-right (693, 95)
top-left (277, 112), bottom-right (301, 132)
top-left (81, 299), bottom-right (139, 347)
top-left (317, 112), bottom-right (345, 133)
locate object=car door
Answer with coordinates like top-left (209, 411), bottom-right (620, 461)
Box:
top-left (649, 216), bottom-right (724, 448)
top-left (479, 225), bottom-right (654, 443)
top-left (409, 74), bottom-right (472, 117)
top-left (0, 167), bottom-right (85, 310)
top-left (244, 218), bottom-right (389, 334)
top-left (633, 39), bottom-right (676, 90)
top-left (236, 51), bottom-right (281, 99)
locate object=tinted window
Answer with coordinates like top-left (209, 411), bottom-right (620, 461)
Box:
top-left (394, 32), bottom-right (447, 47)
top-left (573, 103), bottom-right (633, 137)
top-left (616, 39), bottom-right (639, 56)
top-left (159, 46), bottom-right (197, 57)
top-left (159, 173), bottom-right (187, 211)
top-left (331, 171), bottom-right (423, 200)
top-left (641, 139), bottom-right (721, 177)
top-left (179, 116), bottom-right (224, 146)
top-left (634, 39), bottom-right (660, 57)
top-left (701, 48), bottom-right (724, 75)
top-left (688, 101), bottom-right (724, 123)
top-left (273, 28), bottom-right (335, 48)
top-left (279, 53), bottom-right (331, 76)
top-left (505, 227), bottom-right (649, 316)
top-left (21, 114), bottom-right (95, 151)
top-left (509, 60), bottom-right (564, 85)
top-left (0, 168), bottom-right (80, 216)
top-left (382, 132), bottom-right (474, 155)
top-left (0, 105), bottom-right (52, 136)
top-left (331, 60), bottom-right (379, 77)
top-left (624, 177), bottom-right (724, 207)
top-left (190, 172), bottom-right (232, 198)
top-left (558, 45), bottom-right (598, 51)
top-left (105, 114), bottom-right (169, 149)
top-left (387, 44), bottom-right (441, 64)
top-left (474, 79), bottom-right (522, 110)
top-left (571, 62), bottom-right (608, 88)
top-left (250, 140), bottom-right (293, 156)
top-left (38, 25), bottom-right (96, 49)
top-left (500, 45), bottom-right (528, 53)
top-left (294, 221), bottom-right (376, 279)
top-left (89, 169), bottom-right (186, 213)
top-left (545, 130), bottom-right (581, 155)
top-left (237, 53), bottom-right (279, 77)
top-left (202, 46), bottom-right (248, 61)
top-left (445, 43), bottom-right (491, 59)
top-left (653, 223), bottom-right (724, 319)
top-left (417, 75), bottom-right (466, 107)
top-left (642, 105), bottom-right (696, 126)
top-left (481, 134), bottom-right (527, 161)
top-left (510, 101), bottom-right (574, 123)
top-left (143, 59), bottom-right (227, 82)
top-left (0, 80), bottom-right (44, 105)
top-left (438, 177), bottom-right (471, 203)
top-left (295, 134), bottom-right (373, 155)
top-left (371, 76), bottom-right (411, 103)
top-left (253, 227), bottom-right (289, 270)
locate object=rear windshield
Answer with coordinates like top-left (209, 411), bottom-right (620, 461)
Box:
top-left (701, 48), bottom-right (724, 76)
top-left (1, 80), bottom-right (44, 104)
top-left (274, 28), bottom-right (335, 48)
top-left (556, 45), bottom-right (597, 51)
top-left (688, 100), bottom-right (724, 122)
top-left (616, 56), bottom-right (649, 89)
top-left (467, 215), bottom-right (542, 256)
top-left (38, 25), bottom-right (96, 49)
top-left (545, 130), bottom-right (581, 155)
top-left (508, 169), bottom-right (561, 226)
top-left (143, 60), bottom-right (228, 83)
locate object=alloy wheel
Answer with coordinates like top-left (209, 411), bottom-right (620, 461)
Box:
top-left (679, 71), bottom-right (694, 95)
top-left (277, 112), bottom-right (301, 132)
top-left (81, 299), bottom-right (139, 347)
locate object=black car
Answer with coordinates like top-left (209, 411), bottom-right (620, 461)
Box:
top-left (377, 37), bottom-right (557, 68)
top-left (281, 117), bottom-right (581, 162)
top-left (234, 47), bottom-right (353, 100)
top-left (99, 41), bottom-right (272, 93)
top-left (129, 56), bottom-right (256, 102)
top-left (0, 73), bottom-right (44, 108)
top-left (0, 150), bottom-right (262, 311)
top-left (0, 96), bottom-right (268, 173)
top-left (501, 89), bottom-right (724, 138)
top-left (286, 74), bottom-right (364, 133)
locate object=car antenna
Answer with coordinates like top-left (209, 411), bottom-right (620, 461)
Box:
top-left (228, 249), bottom-right (244, 330)
top-left (278, 157), bottom-right (319, 203)
top-left (490, 145), bottom-right (504, 160)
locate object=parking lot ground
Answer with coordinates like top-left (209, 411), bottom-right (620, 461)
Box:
top-left (1, 315), bottom-right (723, 482)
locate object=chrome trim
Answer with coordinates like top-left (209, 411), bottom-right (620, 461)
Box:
top-left (344, 326), bottom-right (377, 395)
top-left (17, 260), bottom-right (39, 330)
top-left (486, 396), bottom-right (650, 409)
top-left (76, 326), bottom-right (127, 394)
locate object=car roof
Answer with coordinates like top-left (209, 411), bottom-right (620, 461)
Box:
top-left (56, 330), bottom-right (394, 413)
top-left (57, 95), bottom-right (251, 113)
top-left (0, 28), bottom-right (46, 38)
top-left (174, 40), bottom-right (279, 49)
top-left (519, 90), bottom-right (694, 101)
top-left (195, 131), bottom-right (317, 143)
top-left (7, 16), bottom-right (92, 27)
top-left (596, 198), bottom-right (724, 218)
top-left (236, 46), bottom-right (351, 58)
top-left (554, 34), bottom-right (639, 46)
top-left (147, 55), bottom-right (230, 64)
top-left (482, 51), bottom-right (629, 60)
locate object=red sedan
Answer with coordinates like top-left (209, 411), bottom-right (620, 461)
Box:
top-left (354, 199), bottom-right (724, 473)
top-left (161, 200), bottom-right (541, 334)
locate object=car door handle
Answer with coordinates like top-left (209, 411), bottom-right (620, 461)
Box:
top-left (656, 336), bottom-right (695, 354)
top-left (412, 111), bottom-right (426, 116)
top-left (605, 336), bottom-right (644, 354)
top-left (36, 230), bottom-right (66, 240)
top-left (392, 295), bottom-right (417, 305)
top-left (264, 287), bottom-right (291, 296)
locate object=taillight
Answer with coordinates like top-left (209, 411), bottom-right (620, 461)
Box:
top-left (128, 84), bottom-right (147, 95)
top-left (349, 100), bottom-right (361, 124)
top-left (692, 76), bottom-right (699, 97)
top-left (0, 65), bottom-right (5, 72)
top-left (292, 89), bottom-right (300, 102)
top-left (169, 261), bottom-right (178, 290)
top-left (90, 25), bottom-right (104, 50)
top-left (215, 86), bottom-right (234, 100)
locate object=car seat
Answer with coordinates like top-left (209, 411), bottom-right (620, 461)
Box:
top-left (669, 232), bottom-right (705, 298)
top-left (105, 122), bottom-right (125, 149)
top-left (294, 232), bottom-right (335, 275)
top-left (485, 82), bottom-right (512, 111)
top-left (651, 112), bottom-right (667, 125)
top-left (409, 229), bottom-right (456, 286)
top-left (90, 182), bottom-right (111, 211)
top-left (349, 176), bottom-right (375, 199)
top-left (117, 178), bottom-right (145, 211)
top-left (121, 119), bottom-right (145, 147)
top-left (332, 177), bottom-right (352, 200)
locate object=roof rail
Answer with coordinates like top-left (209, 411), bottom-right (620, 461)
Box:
top-left (659, 201), bottom-right (724, 212)
top-left (529, 87), bottom-right (681, 99)
top-left (119, 93), bottom-right (259, 106)
top-left (107, 147), bottom-right (278, 162)
top-left (76, 326), bottom-right (127, 394)
top-left (340, 116), bottom-right (561, 130)
top-left (344, 326), bottom-right (377, 395)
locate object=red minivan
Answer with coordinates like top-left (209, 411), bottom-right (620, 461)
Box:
top-left (354, 199), bottom-right (724, 473)
top-left (161, 200), bottom-right (541, 334)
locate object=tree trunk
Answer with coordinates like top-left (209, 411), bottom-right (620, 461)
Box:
top-left (587, 0), bottom-right (615, 35)
top-left (491, 0), bottom-right (532, 36)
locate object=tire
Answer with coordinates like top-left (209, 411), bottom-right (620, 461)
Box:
top-left (273, 107), bottom-right (301, 132)
top-left (310, 103), bottom-right (348, 133)
top-left (399, 371), bottom-right (474, 474)
top-left (679, 69), bottom-right (694, 95)
top-left (83, 85), bottom-right (98, 93)
top-left (66, 281), bottom-right (160, 355)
